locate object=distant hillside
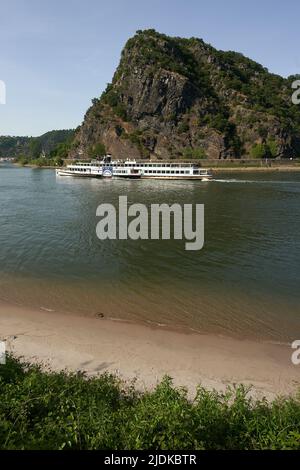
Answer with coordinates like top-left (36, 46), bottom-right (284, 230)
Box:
top-left (0, 129), bottom-right (75, 159)
top-left (0, 136), bottom-right (31, 158)
top-left (70, 29), bottom-right (300, 160)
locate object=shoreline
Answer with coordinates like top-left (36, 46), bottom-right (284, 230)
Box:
top-left (9, 162), bottom-right (300, 172)
top-left (13, 163), bottom-right (57, 169)
top-left (0, 300), bottom-right (299, 400)
top-left (211, 166), bottom-right (300, 172)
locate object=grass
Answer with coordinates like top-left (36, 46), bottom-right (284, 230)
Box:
top-left (0, 355), bottom-right (300, 450)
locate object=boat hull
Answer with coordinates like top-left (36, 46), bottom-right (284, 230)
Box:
top-left (56, 170), bottom-right (101, 178)
top-left (140, 175), bottom-right (212, 181)
top-left (56, 171), bottom-right (210, 181)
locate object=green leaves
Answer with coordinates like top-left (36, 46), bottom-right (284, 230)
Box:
top-left (250, 140), bottom-right (279, 159)
top-left (0, 356), bottom-right (300, 450)
top-left (183, 147), bottom-right (207, 159)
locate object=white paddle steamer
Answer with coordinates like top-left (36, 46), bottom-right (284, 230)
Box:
top-left (56, 155), bottom-right (212, 181)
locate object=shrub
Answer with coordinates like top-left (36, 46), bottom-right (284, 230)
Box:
top-left (250, 140), bottom-right (278, 159)
top-left (183, 147), bottom-right (207, 159)
top-left (267, 139), bottom-right (278, 157)
top-left (0, 355), bottom-right (299, 450)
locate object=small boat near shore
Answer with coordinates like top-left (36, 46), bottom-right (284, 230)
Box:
top-left (56, 155), bottom-right (213, 181)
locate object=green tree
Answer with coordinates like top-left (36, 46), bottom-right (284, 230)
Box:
top-left (266, 139), bottom-right (278, 157)
top-left (29, 139), bottom-right (42, 158)
top-left (250, 140), bottom-right (278, 159)
top-left (250, 143), bottom-right (267, 159)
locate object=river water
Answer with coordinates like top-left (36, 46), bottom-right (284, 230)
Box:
top-left (0, 164), bottom-right (299, 342)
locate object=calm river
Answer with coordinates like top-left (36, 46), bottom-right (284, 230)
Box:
top-left (0, 164), bottom-right (299, 342)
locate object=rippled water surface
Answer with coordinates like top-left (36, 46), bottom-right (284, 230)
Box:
top-left (0, 164), bottom-right (299, 341)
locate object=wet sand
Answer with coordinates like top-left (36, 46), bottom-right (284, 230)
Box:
top-left (0, 300), bottom-right (299, 400)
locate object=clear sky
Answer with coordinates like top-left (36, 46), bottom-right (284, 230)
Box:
top-left (0, 0), bottom-right (299, 136)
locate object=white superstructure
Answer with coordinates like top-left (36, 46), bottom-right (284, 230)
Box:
top-left (56, 156), bottom-right (213, 181)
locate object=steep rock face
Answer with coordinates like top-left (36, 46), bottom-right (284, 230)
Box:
top-left (70, 30), bottom-right (300, 160)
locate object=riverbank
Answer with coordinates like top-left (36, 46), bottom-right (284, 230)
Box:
top-left (0, 300), bottom-right (298, 400)
top-left (12, 162), bottom-right (300, 172)
top-left (13, 162), bottom-right (57, 169)
top-left (212, 166), bottom-right (300, 172)
top-left (12, 163), bottom-right (300, 172)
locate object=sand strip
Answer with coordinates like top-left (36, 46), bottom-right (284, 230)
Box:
top-left (0, 301), bottom-right (299, 400)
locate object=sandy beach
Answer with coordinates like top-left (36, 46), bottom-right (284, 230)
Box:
top-left (0, 300), bottom-right (299, 400)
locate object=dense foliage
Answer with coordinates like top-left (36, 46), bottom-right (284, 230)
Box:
top-left (0, 355), bottom-right (299, 450)
top-left (0, 136), bottom-right (30, 158)
top-left (250, 140), bottom-right (278, 159)
top-left (0, 129), bottom-right (75, 164)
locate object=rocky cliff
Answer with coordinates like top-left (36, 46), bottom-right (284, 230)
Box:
top-left (70, 29), bottom-right (300, 160)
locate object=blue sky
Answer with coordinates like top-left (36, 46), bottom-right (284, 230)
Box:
top-left (0, 0), bottom-right (299, 136)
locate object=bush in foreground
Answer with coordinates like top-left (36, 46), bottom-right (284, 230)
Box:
top-left (0, 355), bottom-right (299, 450)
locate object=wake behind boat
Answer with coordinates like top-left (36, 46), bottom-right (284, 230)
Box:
top-left (56, 155), bottom-right (213, 181)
